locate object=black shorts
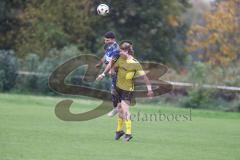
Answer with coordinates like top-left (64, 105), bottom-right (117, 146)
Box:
top-left (116, 87), bottom-right (133, 103)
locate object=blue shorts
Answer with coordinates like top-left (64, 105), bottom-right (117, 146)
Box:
top-left (111, 74), bottom-right (117, 90)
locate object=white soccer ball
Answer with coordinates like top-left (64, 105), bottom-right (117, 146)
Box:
top-left (97, 4), bottom-right (109, 16)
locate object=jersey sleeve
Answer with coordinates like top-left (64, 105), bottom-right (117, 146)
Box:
top-left (112, 53), bottom-right (120, 63)
top-left (135, 63), bottom-right (145, 77)
top-left (114, 58), bottom-right (120, 68)
top-left (111, 44), bottom-right (120, 62)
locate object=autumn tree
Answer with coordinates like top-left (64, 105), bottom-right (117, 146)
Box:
top-left (186, 0), bottom-right (240, 66)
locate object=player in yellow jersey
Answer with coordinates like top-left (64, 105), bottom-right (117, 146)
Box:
top-left (97, 41), bottom-right (154, 141)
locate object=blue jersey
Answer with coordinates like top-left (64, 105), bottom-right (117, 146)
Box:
top-left (105, 42), bottom-right (120, 64)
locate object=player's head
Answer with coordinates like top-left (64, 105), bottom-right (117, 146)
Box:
top-left (104, 31), bottom-right (116, 45)
top-left (119, 41), bottom-right (134, 58)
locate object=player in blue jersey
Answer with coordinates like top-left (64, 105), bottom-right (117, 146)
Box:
top-left (96, 31), bottom-right (120, 117)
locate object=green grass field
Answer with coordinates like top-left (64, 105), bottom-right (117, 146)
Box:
top-left (1, 93), bottom-right (240, 160)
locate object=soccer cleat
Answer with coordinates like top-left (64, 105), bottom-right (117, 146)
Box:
top-left (115, 131), bottom-right (125, 140)
top-left (107, 107), bottom-right (118, 117)
top-left (124, 134), bottom-right (133, 142)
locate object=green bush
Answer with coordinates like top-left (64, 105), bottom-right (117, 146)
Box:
top-left (182, 88), bottom-right (216, 109)
top-left (17, 54), bottom-right (40, 91)
top-left (0, 50), bottom-right (18, 91)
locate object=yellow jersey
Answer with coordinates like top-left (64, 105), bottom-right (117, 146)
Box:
top-left (114, 57), bottom-right (145, 91)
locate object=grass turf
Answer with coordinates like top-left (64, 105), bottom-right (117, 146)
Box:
top-left (0, 93), bottom-right (240, 160)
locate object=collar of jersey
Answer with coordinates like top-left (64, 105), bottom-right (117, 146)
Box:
top-left (107, 42), bottom-right (117, 49)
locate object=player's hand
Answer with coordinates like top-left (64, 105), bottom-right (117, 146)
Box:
top-left (96, 73), bottom-right (105, 81)
top-left (95, 63), bottom-right (101, 68)
top-left (147, 90), bottom-right (154, 99)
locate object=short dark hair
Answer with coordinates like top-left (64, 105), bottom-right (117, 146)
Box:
top-left (104, 31), bottom-right (115, 39)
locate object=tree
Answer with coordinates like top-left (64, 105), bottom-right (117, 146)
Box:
top-left (94, 0), bottom-right (191, 66)
top-left (3, 0), bottom-right (191, 67)
top-left (0, 0), bottom-right (27, 49)
top-left (186, 0), bottom-right (240, 66)
top-left (15, 0), bottom-right (95, 58)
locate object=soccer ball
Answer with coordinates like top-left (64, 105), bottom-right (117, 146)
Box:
top-left (97, 4), bottom-right (109, 16)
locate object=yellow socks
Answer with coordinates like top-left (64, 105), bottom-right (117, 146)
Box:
top-left (116, 118), bottom-right (124, 132)
top-left (125, 120), bottom-right (132, 135)
top-left (116, 118), bottom-right (132, 135)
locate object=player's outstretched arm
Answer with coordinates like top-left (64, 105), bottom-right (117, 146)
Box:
top-left (96, 58), bottom-right (115, 81)
top-left (95, 55), bottom-right (105, 68)
top-left (142, 74), bottom-right (154, 98)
